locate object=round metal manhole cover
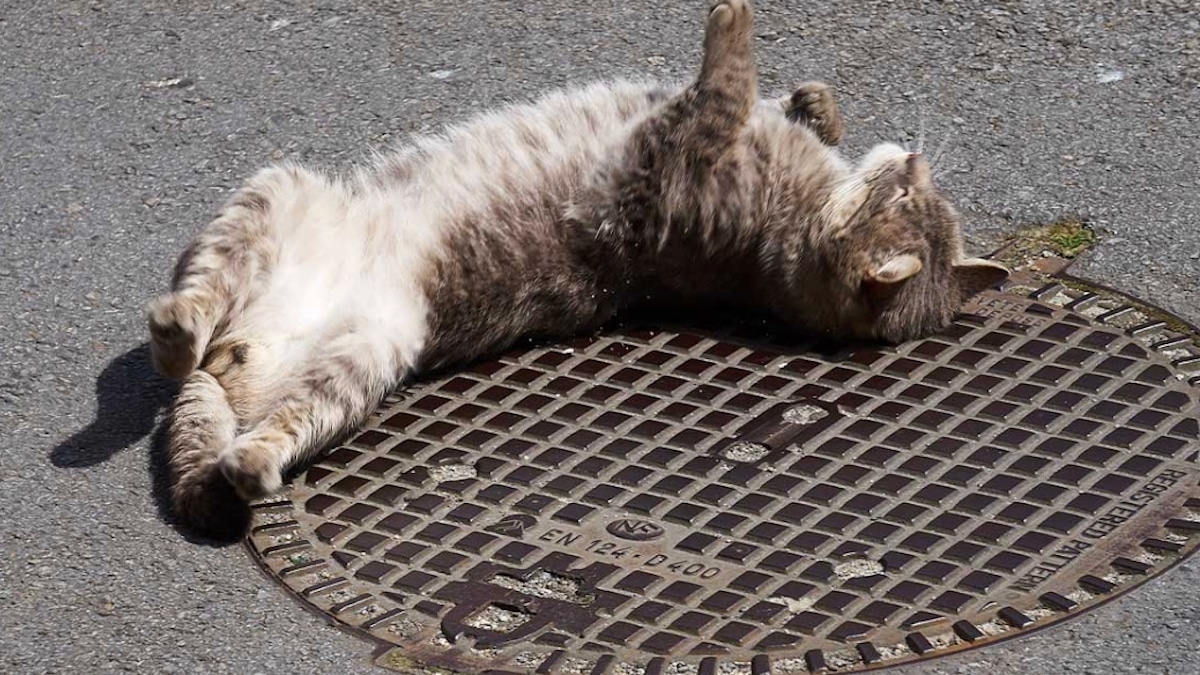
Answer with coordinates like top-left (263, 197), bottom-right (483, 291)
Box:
top-left (247, 287), bottom-right (1200, 674)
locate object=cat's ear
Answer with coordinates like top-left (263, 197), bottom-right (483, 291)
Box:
top-left (869, 254), bottom-right (923, 283)
top-left (954, 258), bottom-right (1009, 298)
top-left (863, 253), bottom-right (923, 299)
top-left (884, 153), bottom-right (930, 203)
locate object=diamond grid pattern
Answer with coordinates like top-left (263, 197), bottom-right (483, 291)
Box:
top-left (248, 292), bottom-right (1200, 674)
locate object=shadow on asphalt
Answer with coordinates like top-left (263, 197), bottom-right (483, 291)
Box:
top-left (50, 343), bottom-right (177, 468)
top-left (46, 343), bottom-right (307, 546)
top-left (47, 344), bottom-right (248, 545)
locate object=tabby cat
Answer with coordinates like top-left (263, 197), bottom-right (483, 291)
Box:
top-left (148, 0), bottom-right (1008, 539)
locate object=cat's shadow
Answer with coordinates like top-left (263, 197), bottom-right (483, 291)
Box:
top-left (49, 344), bottom-right (242, 545)
top-left (51, 343), bottom-right (175, 469)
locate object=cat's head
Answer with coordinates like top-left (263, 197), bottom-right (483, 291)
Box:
top-left (814, 144), bottom-right (1008, 343)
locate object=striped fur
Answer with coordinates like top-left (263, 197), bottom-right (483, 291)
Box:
top-left (149, 0), bottom-right (1006, 540)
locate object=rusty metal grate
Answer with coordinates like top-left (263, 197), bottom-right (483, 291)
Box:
top-left (247, 287), bottom-right (1200, 674)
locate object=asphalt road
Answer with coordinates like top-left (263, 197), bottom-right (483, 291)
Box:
top-left (1, 1), bottom-right (1198, 674)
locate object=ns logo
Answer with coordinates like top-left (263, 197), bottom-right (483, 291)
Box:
top-left (606, 519), bottom-right (665, 541)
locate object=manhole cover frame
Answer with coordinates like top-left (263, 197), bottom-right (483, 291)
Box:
top-left (243, 259), bottom-right (1200, 674)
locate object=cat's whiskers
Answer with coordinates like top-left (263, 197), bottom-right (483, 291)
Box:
top-left (929, 131), bottom-right (955, 178)
top-left (882, 115), bottom-right (911, 153)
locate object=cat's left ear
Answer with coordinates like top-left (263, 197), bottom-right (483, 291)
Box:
top-left (864, 253), bottom-right (923, 301)
top-left (954, 258), bottom-right (1009, 298)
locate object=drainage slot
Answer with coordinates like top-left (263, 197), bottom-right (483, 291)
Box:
top-left (465, 603), bottom-right (533, 633)
top-left (489, 571), bottom-right (593, 605)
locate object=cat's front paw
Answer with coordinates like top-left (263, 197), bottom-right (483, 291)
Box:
top-left (147, 292), bottom-right (205, 378)
top-left (787, 81), bottom-right (845, 146)
top-left (218, 434), bottom-right (284, 501)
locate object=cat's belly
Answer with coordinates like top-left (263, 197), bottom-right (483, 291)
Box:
top-left (215, 167), bottom-right (431, 380)
top-left (360, 80), bottom-right (678, 369)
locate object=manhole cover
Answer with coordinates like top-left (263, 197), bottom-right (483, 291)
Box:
top-left (247, 286), bottom-right (1200, 674)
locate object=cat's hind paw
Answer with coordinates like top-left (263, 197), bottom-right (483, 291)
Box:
top-left (702, 0), bottom-right (754, 84)
top-left (147, 292), bottom-right (207, 379)
top-left (218, 434), bottom-right (285, 501)
top-left (786, 81), bottom-right (845, 146)
top-left (170, 462), bottom-right (252, 543)
top-left (708, 0), bottom-right (752, 34)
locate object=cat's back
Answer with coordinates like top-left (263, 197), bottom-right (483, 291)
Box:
top-left (367, 80), bottom-right (675, 217)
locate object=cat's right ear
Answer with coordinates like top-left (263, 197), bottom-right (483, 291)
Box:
top-left (881, 153), bottom-right (930, 203)
top-left (954, 258), bottom-right (1009, 299)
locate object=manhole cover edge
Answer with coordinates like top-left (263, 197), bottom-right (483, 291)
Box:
top-left (244, 275), bottom-right (1200, 675)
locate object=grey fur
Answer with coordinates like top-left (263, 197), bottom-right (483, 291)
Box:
top-left (148, 0), bottom-right (1007, 540)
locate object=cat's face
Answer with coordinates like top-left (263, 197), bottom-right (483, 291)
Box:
top-left (819, 146), bottom-right (1008, 343)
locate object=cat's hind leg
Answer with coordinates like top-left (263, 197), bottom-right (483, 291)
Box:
top-left (682, 0), bottom-right (758, 160)
top-left (217, 332), bottom-right (400, 500)
top-left (571, 1), bottom-right (759, 243)
top-left (147, 167), bottom-right (295, 378)
top-left (783, 82), bottom-right (845, 146)
top-left (567, 1), bottom-right (763, 281)
top-left (166, 369), bottom-right (250, 540)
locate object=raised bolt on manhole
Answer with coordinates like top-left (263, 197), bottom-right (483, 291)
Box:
top-left (721, 440), bottom-right (769, 462)
top-left (782, 403), bottom-right (829, 425)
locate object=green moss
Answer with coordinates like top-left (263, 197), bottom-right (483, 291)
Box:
top-left (1040, 219), bottom-right (1097, 257)
top-left (993, 217), bottom-right (1098, 271)
top-left (377, 650), bottom-right (458, 675)
top-left (1022, 218), bottom-right (1097, 258)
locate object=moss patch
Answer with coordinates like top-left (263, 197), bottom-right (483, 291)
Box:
top-left (378, 650), bottom-right (458, 674)
top-left (995, 218), bottom-right (1098, 270)
top-left (1037, 219), bottom-right (1097, 257)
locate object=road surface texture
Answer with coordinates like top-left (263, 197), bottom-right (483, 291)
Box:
top-left (1, 1), bottom-right (1197, 673)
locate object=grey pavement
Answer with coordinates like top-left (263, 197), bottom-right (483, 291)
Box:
top-left (1, 1), bottom-right (1198, 673)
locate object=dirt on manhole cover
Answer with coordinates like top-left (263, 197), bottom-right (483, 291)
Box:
top-left (247, 287), bottom-right (1200, 674)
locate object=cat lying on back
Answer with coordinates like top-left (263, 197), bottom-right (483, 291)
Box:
top-left (149, 0), bottom-right (1008, 540)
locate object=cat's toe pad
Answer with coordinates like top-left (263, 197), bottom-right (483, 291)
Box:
top-left (219, 437), bottom-right (284, 501)
top-left (708, 0), bottom-right (751, 31)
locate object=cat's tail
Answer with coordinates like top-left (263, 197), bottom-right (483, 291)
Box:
top-left (166, 369), bottom-right (250, 542)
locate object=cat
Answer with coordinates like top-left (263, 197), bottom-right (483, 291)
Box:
top-left (148, 0), bottom-right (1008, 540)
